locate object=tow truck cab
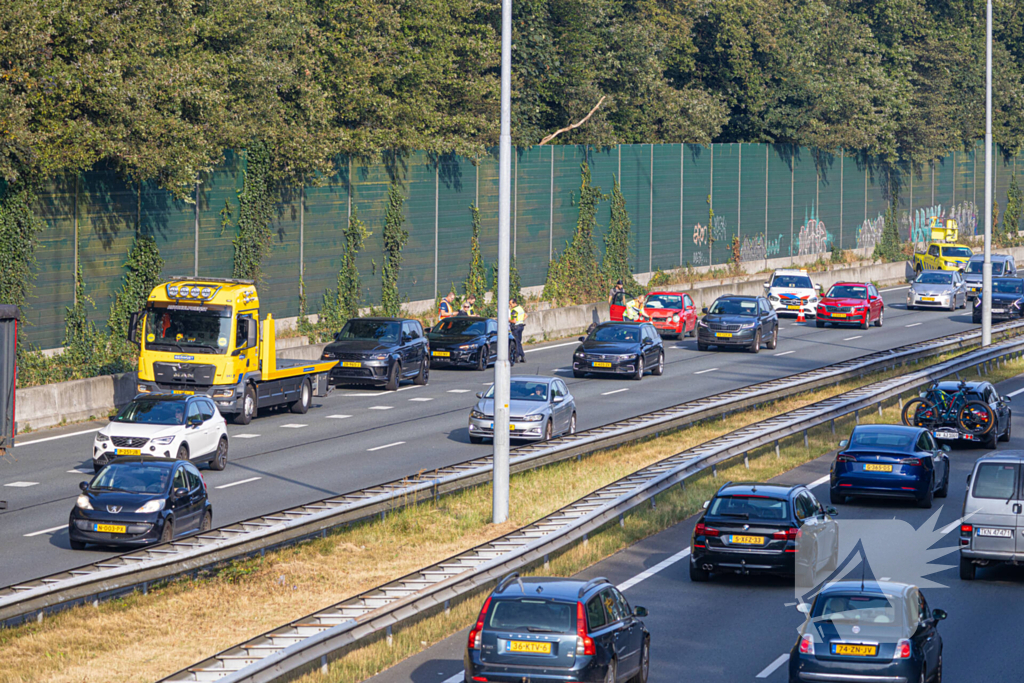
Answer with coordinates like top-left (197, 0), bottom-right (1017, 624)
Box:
top-left (912, 218), bottom-right (972, 274)
top-left (129, 278), bottom-right (338, 424)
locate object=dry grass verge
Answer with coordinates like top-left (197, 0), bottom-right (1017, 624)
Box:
top-left (1, 351), bottom-right (1020, 683)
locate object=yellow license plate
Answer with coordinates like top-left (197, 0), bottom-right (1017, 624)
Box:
top-left (431, 351), bottom-right (450, 357)
top-left (787, 305), bottom-right (801, 310)
top-left (833, 643), bottom-right (878, 657)
top-left (115, 448), bottom-right (141, 456)
top-left (172, 390), bottom-right (194, 395)
top-left (922, 297), bottom-right (935, 302)
top-left (864, 463), bottom-right (893, 472)
top-left (716, 332), bottom-right (733, 338)
top-left (592, 361), bottom-right (612, 367)
top-left (342, 361), bottom-right (361, 368)
top-left (508, 641), bottom-right (552, 654)
top-left (95, 524), bottom-right (127, 534)
top-left (832, 313), bottom-right (847, 318)
top-left (729, 535), bottom-right (765, 545)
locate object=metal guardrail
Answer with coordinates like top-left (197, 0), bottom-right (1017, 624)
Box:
top-left (1, 321), bottom-right (1021, 629)
top-left (163, 330), bottom-right (1024, 683)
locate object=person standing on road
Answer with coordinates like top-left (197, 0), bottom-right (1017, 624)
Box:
top-left (438, 291), bottom-right (456, 321)
top-left (510, 298), bottom-right (527, 363)
top-left (608, 280), bottom-right (626, 306)
top-left (623, 295), bottom-right (644, 321)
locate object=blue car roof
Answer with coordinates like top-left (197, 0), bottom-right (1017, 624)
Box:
top-left (494, 577), bottom-right (600, 601)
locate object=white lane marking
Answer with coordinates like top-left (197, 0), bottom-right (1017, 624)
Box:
top-left (4, 481), bottom-right (38, 488)
top-left (883, 285), bottom-right (911, 292)
top-left (397, 385), bottom-right (422, 392)
top-left (448, 389), bottom-right (471, 393)
top-left (216, 476), bottom-right (262, 490)
top-left (442, 674), bottom-right (463, 683)
top-left (343, 393), bottom-right (378, 397)
top-left (326, 414), bottom-right (352, 419)
top-left (807, 474), bottom-right (830, 489)
top-left (906, 322), bottom-right (922, 328)
top-left (409, 397), bottom-right (434, 402)
top-left (67, 469), bottom-right (92, 474)
top-left (843, 335), bottom-right (863, 341)
top-left (940, 511), bottom-right (978, 535)
top-left (280, 424), bottom-right (307, 428)
top-left (232, 434), bottom-right (261, 439)
top-left (15, 427), bottom-right (102, 447)
top-left (525, 341), bottom-right (579, 354)
top-left (1008, 385), bottom-right (1024, 398)
top-left (602, 388), bottom-right (629, 396)
top-left (756, 654), bottom-right (790, 679)
top-left (368, 406), bottom-right (393, 410)
top-left (24, 525), bottom-right (67, 538)
top-left (694, 368), bottom-right (718, 375)
top-left (368, 441), bottom-right (405, 452)
top-left (879, 577), bottom-right (891, 581)
top-left (617, 548), bottom-right (691, 592)
top-left (775, 350), bottom-right (795, 356)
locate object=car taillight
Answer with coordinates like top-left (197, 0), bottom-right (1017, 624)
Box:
top-left (798, 634), bottom-right (815, 655)
top-left (772, 527), bottom-right (802, 541)
top-left (894, 639), bottom-right (911, 659)
top-left (899, 457), bottom-right (922, 466)
top-left (468, 596), bottom-right (491, 650)
top-left (694, 522), bottom-right (719, 537)
top-left (961, 524), bottom-right (973, 535)
top-left (836, 453), bottom-right (855, 463)
top-left (576, 601), bottom-right (595, 656)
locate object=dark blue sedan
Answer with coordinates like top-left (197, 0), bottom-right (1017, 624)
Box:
top-left (830, 425), bottom-right (950, 508)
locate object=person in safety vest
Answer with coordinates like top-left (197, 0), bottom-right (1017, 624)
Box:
top-left (623, 296), bottom-right (644, 321)
top-left (510, 298), bottom-right (527, 363)
top-left (438, 291), bottom-right (456, 321)
top-left (459, 296), bottom-right (476, 317)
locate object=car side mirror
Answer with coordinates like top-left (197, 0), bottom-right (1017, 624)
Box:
top-left (402, 334), bottom-right (412, 343)
top-left (476, 391), bottom-right (484, 399)
top-left (633, 606), bottom-right (648, 617)
top-left (839, 439), bottom-right (849, 448)
top-left (579, 336), bottom-right (586, 342)
top-left (188, 415), bottom-right (202, 427)
top-left (932, 608), bottom-right (947, 621)
top-left (553, 395), bottom-right (564, 403)
top-left (966, 474), bottom-right (972, 485)
top-left (1003, 395), bottom-right (1012, 402)
top-left (701, 307), bottom-right (708, 314)
top-left (797, 603), bottom-right (812, 614)
top-left (641, 338), bottom-right (651, 346)
top-left (702, 500), bottom-right (710, 509)
top-left (763, 282), bottom-right (770, 289)
top-left (172, 487), bottom-right (188, 500)
top-left (826, 506), bottom-right (838, 516)
top-left (79, 481), bottom-right (89, 492)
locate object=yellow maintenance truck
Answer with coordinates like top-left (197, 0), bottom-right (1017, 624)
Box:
top-left (128, 278), bottom-right (338, 424)
top-left (910, 217), bottom-right (973, 275)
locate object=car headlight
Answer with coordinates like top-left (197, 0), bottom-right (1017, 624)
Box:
top-left (698, 320), bottom-right (708, 327)
top-left (321, 352), bottom-right (335, 360)
top-left (470, 409), bottom-right (488, 419)
top-left (369, 354), bottom-right (389, 361)
top-left (522, 414), bottom-right (545, 422)
top-left (945, 261), bottom-right (958, 268)
top-left (615, 354), bottom-right (635, 362)
top-left (94, 433), bottom-right (109, 444)
top-left (672, 314), bottom-right (680, 323)
top-left (458, 343), bottom-right (478, 350)
top-left (213, 388), bottom-right (234, 398)
top-left (151, 436), bottom-right (175, 445)
top-left (808, 297), bottom-right (818, 304)
top-left (136, 384), bottom-right (151, 394)
top-left (76, 495), bottom-right (93, 510)
top-left (769, 295), bottom-right (779, 302)
top-left (135, 499), bottom-right (165, 514)
top-left (941, 289), bottom-right (952, 295)
top-left (738, 322), bottom-right (756, 329)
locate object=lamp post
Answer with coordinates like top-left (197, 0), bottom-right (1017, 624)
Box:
top-left (982, 0), bottom-right (993, 346)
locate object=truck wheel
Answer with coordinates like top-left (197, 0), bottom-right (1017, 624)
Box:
top-left (210, 437), bottom-right (228, 471)
top-left (385, 363), bottom-right (401, 391)
top-left (414, 357), bottom-right (429, 385)
top-left (290, 379), bottom-right (310, 414)
top-left (234, 385), bottom-right (256, 425)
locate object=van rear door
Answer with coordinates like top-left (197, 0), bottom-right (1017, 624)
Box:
top-left (967, 461), bottom-right (1019, 558)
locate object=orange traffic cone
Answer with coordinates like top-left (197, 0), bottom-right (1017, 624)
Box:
top-left (797, 309), bottom-right (806, 324)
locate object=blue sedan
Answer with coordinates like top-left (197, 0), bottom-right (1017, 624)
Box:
top-left (829, 425), bottom-right (950, 508)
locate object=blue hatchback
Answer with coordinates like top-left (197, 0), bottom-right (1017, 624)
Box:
top-left (829, 425), bottom-right (950, 508)
top-left (464, 574), bottom-right (650, 683)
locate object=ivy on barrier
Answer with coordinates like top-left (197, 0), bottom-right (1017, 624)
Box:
top-left (603, 176), bottom-right (642, 297)
top-left (542, 162), bottom-right (606, 305)
top-left (233, 141), bottom-right (276, 283)
top-left (380, 181), bottom-right (408, 317)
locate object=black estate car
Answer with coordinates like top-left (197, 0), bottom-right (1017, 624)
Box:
top-left (322, 317), bottom-right (429, 391)
top-left (69, 457), bottom-right (212, 549)
top-left (426, 316), bottom-right (516, 370)
top-left (697, 295), bottom-right (779, 353)
top-left (690, 482), bottom-right (838, 582)
top-left (572, 321), bottom-right (664, 380)
top-left (972, 277), bottom-right (1024, 323)
top-left (464, 573), bottom-right (650, 683)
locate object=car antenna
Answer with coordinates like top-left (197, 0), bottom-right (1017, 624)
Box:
top-left (860, 562), bottom-right (866, 592)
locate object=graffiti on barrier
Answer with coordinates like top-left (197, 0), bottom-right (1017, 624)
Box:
top-left (796, 208), bottom-right (832, 256)
top-left (857, 214), bottom-right (885, 250)
top-left (693, 215), bottom-right (729, 247)
top-left (691, 250), bottom-right (708, 266)
top-left (902, 201), bottom-right (978, 243)
top-left (693, 222), bottom-right (707, 247)
top-left (950, 201), bottom-right (978, 236)
top-left (739, 233), bottom-right (784, 261)
top-left (711, 215), bottom-right (728, 242)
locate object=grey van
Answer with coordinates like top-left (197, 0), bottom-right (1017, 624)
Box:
top-left (959, 452), bottom-right (1024, 580)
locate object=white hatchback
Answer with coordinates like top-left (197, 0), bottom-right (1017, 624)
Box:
top-left (93, 394), bottom-right (229, 472)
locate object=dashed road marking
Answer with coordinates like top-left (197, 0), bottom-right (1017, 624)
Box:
top-left (843, 335), bottom-right (863, 341)
top-left (368, 406), bottom-right (393, 410)
top-left (448, 389), bottom-right (471, 393)
top-left (343, 393), bottom-right (378, 397)
top-left (525, 341), bottom-right (579, 354)
top-left (602, 388), bottom-right (629, 396)
top-left (906, 322), bottom-right (922, 327)
top-left (368, 441), bottom-right (405, 452)
top-left (16, 427), bottom-right (103, 447)
top-left (232, 434), bottom-right (261, 439)
top-left (617, 548), bottom-right (691, 592)
top-left (408, 397), bottom-right (434, 402)
top-left (756, 654), bottom-right (790, 679)
top-left (67, 469), bottom-right (92, 474)
top-left (325, 414), bottom-right (352, 419)
top-left (775, 350), bottom-right (795, 356)
top-left (24, 525), bottom-right (67, 538)
top-left (694, 368), bottom-right (718, 375)
top-left (280, 424), bottom-right (307, 429)
top-left (216, 477), bottom-right (262, 489)
top-left (5, 482), bottom-right (38, 488)
top-left (397, 385), bottom-right (422, 392)
top-left (1007, 385), bottom-right (1024, 398)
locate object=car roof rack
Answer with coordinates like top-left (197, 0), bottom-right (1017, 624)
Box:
top-left (496, 572), bottom-right (522, 593)
top-left (577, 576), bottom-right (611, 599)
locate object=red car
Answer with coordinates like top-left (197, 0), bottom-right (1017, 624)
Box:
top-left (815, 282), bottom-right (884, 329)
top-left (610, 291), bottom-right (698, 338)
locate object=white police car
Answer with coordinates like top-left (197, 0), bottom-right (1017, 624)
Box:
top-left (763, 269), bottom-right (821, 317)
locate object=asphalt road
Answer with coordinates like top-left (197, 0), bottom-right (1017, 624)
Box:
top-left (0, 286), bottom-right (983, 586)
top-left (367, 374), bottom-right (1024, 683)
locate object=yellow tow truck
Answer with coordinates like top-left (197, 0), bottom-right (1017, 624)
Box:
top-left (128, 278), bottom-right (338, 424)
top-left (911, 218), bottom-right (973, 275)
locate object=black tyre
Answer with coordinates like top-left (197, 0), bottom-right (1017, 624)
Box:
top-left (176, 444), bottom-right (189, 461)
top-left (198, 510), bottom-right (212, 532)
top-left (936, 465), bottom-right (949, 498)
top-left (652, 351), bottom-right (664, 376)
top-left (874, 309), bottom-right (884, 327)
top-left (830, 488), bottom-right (846, 505)
top-left (697, 343), bottom-right (708, 351)
top-left (209, 437), bottom-right (228, 471)
top-left (160, 518), bottom-right (174, 543)
top-left (999, 411), bottom-right (1012, 442)
top-left (958, 400), bottom-right (996, 436)
top-left (414, 357), bottom-right (429, 385)
top-left (767, 326), bottom-right (778, 350)
top-left (983, 428), bottom-right (998, 450)
top-left (385, 362), bottom-right (400, 391)
top-left (290, 379), bottom-right (310, 414)
top-left (959, 555), bottom-right (976, 580)
top-left (573, 370), bottom-right (585, 378)
top-left (749, 329), bottom-right (761, 353)
top-left (902, 398), bottom-right (938, 429)
top-left (627, 639), bottom-right (650, 683)
top-left (689, 560), bottom-right (709, 582)
top-left (816, 319), bottom-right (824, 328)
top-left (69, 539), bottom-right (86, 550)
top-left (633, 355), bottom-right (645, 381)
top-left (860, 315), bottom-right (869, 330)
top-left (475, 346), bottom-right (487, 371)
top-left (917, 478), bottom-right (933, 509)
top-left (234, 384), bottom-right (256, 425)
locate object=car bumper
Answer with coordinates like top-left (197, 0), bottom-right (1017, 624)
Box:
top-left (907, 293), bottom-right (951, 307)
top-left (697, 328), bottom-right (757, 346)
top-left (465, 651), bottom-right (602, 683)
top-left (790, 653), bottom-right (917, 683)
top-left (973, 307), bottom-right (1018, 321)
top-left (572, 359), bottom-right (637, 374)
top-left (832, 473), bottom-right (928, 501)
top-left (771, 302), bottom-right (815, 316)
top-left (468, 416), bottom-right (547, 441)
top-left (68, 511), bottom-right (165, 547)
top-left (429, 349), bottom-right (479, 367)
top-left (816, 310), bottom-right (868, 324)
top-left (966, 285), bottom-right (981, 300)
top-left (648, 318), bottom-right (683, 335)
top-left (329, 362), bottom-right (390, 386)
top-left (930, 427), bottom-right (983, 443)
top-left (691, 546), bottom-right (794, 575)
top-left (960, 547), bottom-right (1021, 562)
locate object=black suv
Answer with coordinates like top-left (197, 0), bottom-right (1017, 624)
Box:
top-left (697, 295), bottom-right (778, 353)
top-left (322, 317), bottom-right (429, 391)
top-left (690, 482), bottom-right (838, 582)
top-left (465, 573), bottom-right (650, 683)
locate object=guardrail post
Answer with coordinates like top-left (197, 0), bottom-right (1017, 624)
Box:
top-left (744, 452), bottom-right (750, 468)
top-left (775, 440), bottom-right (780, 458)
top-left (619, 513), bottom-right (625, 527)
top-left (830, 419), bottom-right (835, 434)
top-left (878, 402), bottom-right (883, 417)
top-left (583, 533), bottom-right (589, 547)
top-left (855, 410), bottom-right (859, 424)
top-left (977, 364), bottom-right (982, 376)
top-left (386, 625), bottom-right (393, 647)
top-left (650, 497), bottom-right (657, 510)
top-left (445, 600), bottom-right (451, 613)
top-left (712, 464), bottom-right (717, 477)
top-left (544, 554), bottom-right (550, 569)
top-left (803, 430), bottom-right (809, 448)
top-left (899, 396), bottom-right (903, 411)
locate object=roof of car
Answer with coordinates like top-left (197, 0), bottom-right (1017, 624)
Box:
top-left (851, 424), bottom-right (925, 436)
top-left (714, 295), bottom-right (758, 301)
top-left (104, 456), bottom-right (183, 468)
top-left (597, 320), bottom-right (646, 327)
top-left (917, 269), bottom-right (954, 275)
top-left (132, 393), bottom-right (192, 402)
top-left (818, 580), bottom-right (912, 597)
top-left (351, 316), bottom-right (411, 323)
top-left (716, 482), bottom-right (799, 497)
top-left (773, 269), bottom-right (809, 275)
top-left (508, 375), bottom-right (557, 383)
top-left (969, 253), bottom-right (1012, 261)
top-left (992, 276), bottom-right (1024, 281)
top-left (493, 576), bottom-right (606, 600)
top-left (831, 281), bottom-right (870, 286)
top-left (646, 291), bottom-right (686, 297)
top-left (974, 451), bottom-right (1024, 465)
top-left (934, 381), bottom-right (987, 391)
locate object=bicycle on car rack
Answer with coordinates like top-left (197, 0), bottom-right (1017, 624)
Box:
top-left (901, 379), bottom-right (996, 436)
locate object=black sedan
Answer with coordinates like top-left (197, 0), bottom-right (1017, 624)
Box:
top-left (697, 295), bottom-right (778, 353)
top-left (322, 317), bottom-right (429, 391)
top-left (789, 581), bottom-right (946, 683)
top-left (972, 276), bottom-right (1024, 323)
top-left (572, 321), bottom-right (664, 380)
top-left (426, 316), bottom-right (515, 370)
top-left (68, 457), bottom-right (212, 549)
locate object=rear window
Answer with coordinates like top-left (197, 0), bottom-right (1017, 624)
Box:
top-left (972, 463), bottom-right (1018, 500)
top-left (488, 599), bottom-right (575, 634)
top-left (814, 594), bottom-right (899, 625)
top-left (709, 495), bottom-right (788, 521)
top-left (849, 430), bottom-right (914, 450)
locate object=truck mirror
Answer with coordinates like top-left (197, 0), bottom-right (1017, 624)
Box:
top-left (246, 319), bottom-right (258, 349)
top-left (128, 311), bottom-right (142, 345)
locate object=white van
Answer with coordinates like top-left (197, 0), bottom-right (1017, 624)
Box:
top-left (959, 452), bottom-right (1023, 580)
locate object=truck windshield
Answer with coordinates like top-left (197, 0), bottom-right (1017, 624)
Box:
top-left (144, 304), bottom-right (232, 354)
top-left (941, 247), bottom-right (972, 258)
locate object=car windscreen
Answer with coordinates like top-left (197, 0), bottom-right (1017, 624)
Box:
top-left (942, 247), bottom-right (972, 258)
top-left (773, 275), bottom-right (813, 289)
top-left (814, 594), bottom-right (899, 626)
top-left (966, 260), bottom-right (1004, 275)
top-left (113, 400), bottom-right (186, 425)
top-left (708, 495), bottom-right (788, 520)
top-left (971, 463), bottom-right (1018, 499)
top-left (336, 320), bottom-right (400, 343)
top-left (644, 294), bottom-right (682, 309)
top-left (915, 272), bottom-right (953, 285)
top-left (590, 326), bottom-right (639, 342)
top-left (144, 304), bottom-right (232, 354)
top-left (826, 285), bottom-right (868, 299)
top-left (487, 598), bottom-right (575, 634)
top-left (92, 464), bottom-right (171, 494)
top-left (992, 280), bottom-right (1024, 295)
top-left (431, 319), bottom-right (487, 336)
top-left (486, 381), bottom-right (548, 402)
top-left (707, 299), bottom-right (758, 316)
top-left (849, 430), bottom-right (914, 450)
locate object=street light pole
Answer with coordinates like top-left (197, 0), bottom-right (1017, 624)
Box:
top-left (982, 0), bottom-right (993, 346)
top-left (492, 0), bottom-right (512, 524)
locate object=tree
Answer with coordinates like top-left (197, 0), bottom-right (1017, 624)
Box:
top-left (602, 176), bottom-right (641, 296)
top-left (380, 181), bottom-right (408, 317)
top-left (542, 162), bottom-right (606, 304)
top-left (464, 203), bottom-right (488, 300)
top-left (109, 235), bottom-right (165, 342)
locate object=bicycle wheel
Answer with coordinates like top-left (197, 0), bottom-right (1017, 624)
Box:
top-left (902, 398), bottom-right (939, 428)
top-left (958, 400), bottom-right (996, 436)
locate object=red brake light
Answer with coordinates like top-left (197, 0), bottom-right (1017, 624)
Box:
top-left (694, 522), bottom-right (719, 537)
top-left (961, 524), bottom-right (973, 535)
top-left (837, 453), bottom-right (855, 463)
top-left (772, 527), bottom-right (802, 541)
top-left (468, 596), bottom-right (491, 650)
top-left (894, 639), bottom-right (911, 659)
top-left (899, 458), bottom-right (922, 466)
top-left (798, 634), bottom-right (815, 655)
top-left (471, 678), bottom-right (488, 682)
top-left (576, 601), bottom-right (596, 656)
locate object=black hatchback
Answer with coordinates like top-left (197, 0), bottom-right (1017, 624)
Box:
top-left (697, 295), bottom-right (778, 353)
top-left (465, 574), bottom-right (650, 683)
top-left (572, 321), bottom-right (664, 380)
top-left (322, 317), bottom-right (429, 391)
top-left (68, 457), bottom-right (212, 549)
top-left (426, 316), bottom-right (516, 370)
